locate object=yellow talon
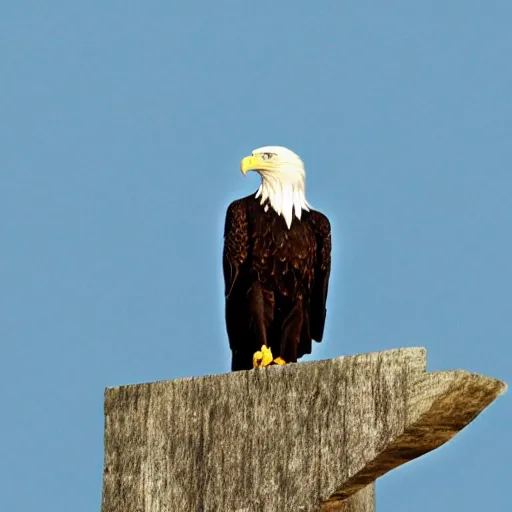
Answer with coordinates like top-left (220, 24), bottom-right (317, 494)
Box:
top-left (253, 345), bottom-right (274, 368)
top-left (261, 345), bottom-right (274, 366)
top-left (253, 350), bottom-right (263, 368)
top-left (273, 357), bottom-right (286, 365)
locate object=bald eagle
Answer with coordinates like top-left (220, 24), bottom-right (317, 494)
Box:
top-left (223, 146), bottom-right (331, 371)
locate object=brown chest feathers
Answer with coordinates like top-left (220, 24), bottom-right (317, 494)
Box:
top-left (249, 205), bottom-right (317, 298)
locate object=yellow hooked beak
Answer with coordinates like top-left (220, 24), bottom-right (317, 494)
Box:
top-left (240, 155), bottom-right (259, 176)
top-left (241, 153), bottom-right (278, 176)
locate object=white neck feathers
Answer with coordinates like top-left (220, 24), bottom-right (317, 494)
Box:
top-left (255, 173), bottom-right (310, 229)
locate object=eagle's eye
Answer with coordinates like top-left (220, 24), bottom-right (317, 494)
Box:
top-left (261, 153), bottom-right (274, 161)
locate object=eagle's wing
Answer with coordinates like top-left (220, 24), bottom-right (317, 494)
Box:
top-left (223, 199), bottom-right (249, 299)
top-left (309, 211), bottom-right (331, 342)
top-left (223, 200), bottom-right (250, 353)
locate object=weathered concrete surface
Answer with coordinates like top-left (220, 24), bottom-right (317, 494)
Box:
top-left (322, 484), bottom-right (375, 512)
top-left (101, 348), bottom-right (506, 512)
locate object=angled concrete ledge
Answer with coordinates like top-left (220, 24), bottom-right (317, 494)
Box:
top-left (101, 348), bottom-right (506, 512)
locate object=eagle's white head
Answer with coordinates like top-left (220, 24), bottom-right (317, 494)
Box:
top-left (240, 145), bottom-right (311, 229)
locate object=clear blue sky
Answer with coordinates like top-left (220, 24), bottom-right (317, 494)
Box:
top-left (1, 2), bottom-right (510, 511)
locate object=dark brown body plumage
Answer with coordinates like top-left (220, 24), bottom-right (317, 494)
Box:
top-left (223, 194), bottom-right (331, 371)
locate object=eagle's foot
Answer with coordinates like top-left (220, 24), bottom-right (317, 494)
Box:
top-left (272, 357), bottom-right (286, 365)
top-left (253, 345), bottom-right (274, 368)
